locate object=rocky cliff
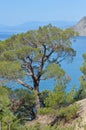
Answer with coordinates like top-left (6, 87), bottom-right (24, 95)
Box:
top-left (73, 16), bottom-right (86, 36)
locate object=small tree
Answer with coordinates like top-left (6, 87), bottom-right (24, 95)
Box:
top-left (79, 53), bottom-right (86, 99)
top-left (0, 86), bottom-right (19, 130)
top-left (0, 25), bottom-right (76, 111)
top-left (10, 88), bottom-right (36, 120)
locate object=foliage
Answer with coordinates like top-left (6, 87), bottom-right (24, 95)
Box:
top-left (39, 90), bottom-right (50, 107)
top-left (0, 86), bottom-right (23, 130)
top-left (0, 86), bottom-right (10, 112)
top-left (0, 61), bottom-right (23, 79)
top-left (79, 53), bottom-right (86, 99)
top-left (25, 123), bottom-right (41, 130)
top-left (10, 88), bottom-right (36, 121)
top-left (38, 85), bottom-right (79, 121)
top-left (25, 123), bottom-right (75, 130)
top-left (44, 84), bottom-right (77, 109)
top-left (44, 63), bottom-right (65, 79)
top-left (57, 103), bottom-right (78, 121)
top-left (0, 84), bottom-right (79, 129)
top-left (38, 107), bottom-right (55, 115)
top-left (0, 25), bottom-right (76, 91)
top-left (44, 86), bottom-right (66, 108)
top-left (65, 86), bottom-right (77, 105)
top-left (0, 25), bottom-right (76, 116)
top-left (0, 25), bottom-right (78, 128)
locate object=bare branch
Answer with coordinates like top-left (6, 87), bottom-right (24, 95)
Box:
top-left (17, 79), bottom-right (33, 90)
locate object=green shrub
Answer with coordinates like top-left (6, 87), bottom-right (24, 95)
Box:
top-left (25, 123), bottom-right (75, 130)
top-left (57, 103), bottom-right (79, 121)
top-left (44, 86), bottom-right (66, 108)
top-left (84, 124), bottom-right (86, 130)
top-left (25, 123), bottom-right (41, 130)
top-left (38, 108), bottom-right (55, 115)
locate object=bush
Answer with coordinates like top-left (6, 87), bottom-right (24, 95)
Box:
top-left (57, 103), bottom-right (79, 121)
top-left (25, 123), bottom-right (75, 130)
top-left (44, 86), bottom-right (66, 108)
top-left (38, 108), bottom-right (55, 115)
top-left (10, 88), bottom-right (36, 121)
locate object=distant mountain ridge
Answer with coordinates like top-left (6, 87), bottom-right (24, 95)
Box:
top-left (73, 16), bottom-right (86, 36)
top-left (0, 21), bottom-right (76, 34)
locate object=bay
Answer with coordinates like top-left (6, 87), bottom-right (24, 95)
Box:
top-left (0, 32), bottom-right (13, 41)
top-left (61, 36), bottom-right (86, 91)
top-left (0, 33), bottom-right (86, 91)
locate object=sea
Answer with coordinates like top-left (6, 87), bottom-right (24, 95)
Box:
top-left (0, 33), bottom-right (86, 91)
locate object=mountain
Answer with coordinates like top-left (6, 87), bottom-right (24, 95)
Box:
top-left (73, 16), bottom-right (86, 36)
top-left (0, 21), bottom-right (76, 33)
top-left (0, 21), bottom-right (76, 40)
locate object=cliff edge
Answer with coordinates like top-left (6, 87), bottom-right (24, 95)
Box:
top-left (73, 16), bottom-right (86, 36)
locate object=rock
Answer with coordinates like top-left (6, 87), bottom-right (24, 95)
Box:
top-left (73, 16), bottom-right (86, 36)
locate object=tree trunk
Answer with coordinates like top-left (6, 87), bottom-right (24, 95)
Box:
top-left (33, 79), bottom-right (40, 108)
top-left (34, 89), bottom-right (41, 118)
top-left (17, 79), bottom-right (41, 116)
top-left (35, 90), bottom-right (40, 110)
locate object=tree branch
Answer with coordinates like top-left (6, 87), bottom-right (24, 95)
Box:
top-left (37, 44), bottom-right (46, 79)
top-left (23, 37), bottom-right (37, 48)
top-left (17, 79), bottom-right (33, 90)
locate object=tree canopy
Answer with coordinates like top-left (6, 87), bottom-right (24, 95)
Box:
top-left (0, 25), bottom-right (76, 110)
top-left (0, 25), bottom-right (76, 89)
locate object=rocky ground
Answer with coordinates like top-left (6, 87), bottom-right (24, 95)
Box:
top-left (75, 98), bottom-right (86, 130)
top-left (26, 98), bottom-right (86, 130)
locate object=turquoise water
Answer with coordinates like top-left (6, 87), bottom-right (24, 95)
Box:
top-left (0, 32), bottom-right (13, 40)
top-left (61, 36), bottom-right (86, 91)
top-left (0, 34), bottom-right (86, 91)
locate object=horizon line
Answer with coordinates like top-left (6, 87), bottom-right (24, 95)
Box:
top-left (0, 20), bottom-right (77, 27)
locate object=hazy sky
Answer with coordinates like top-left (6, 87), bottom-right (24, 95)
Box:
top-left (0, 0), bottom-right (86, 25)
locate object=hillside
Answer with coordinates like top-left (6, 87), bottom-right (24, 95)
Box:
top-left (26, 98), bottom-right (86, 130)
top-left (73, 16), bottom-right (86, 36)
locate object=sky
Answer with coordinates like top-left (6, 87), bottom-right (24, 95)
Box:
top-left (0, 0), bottom-right (86, 26)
